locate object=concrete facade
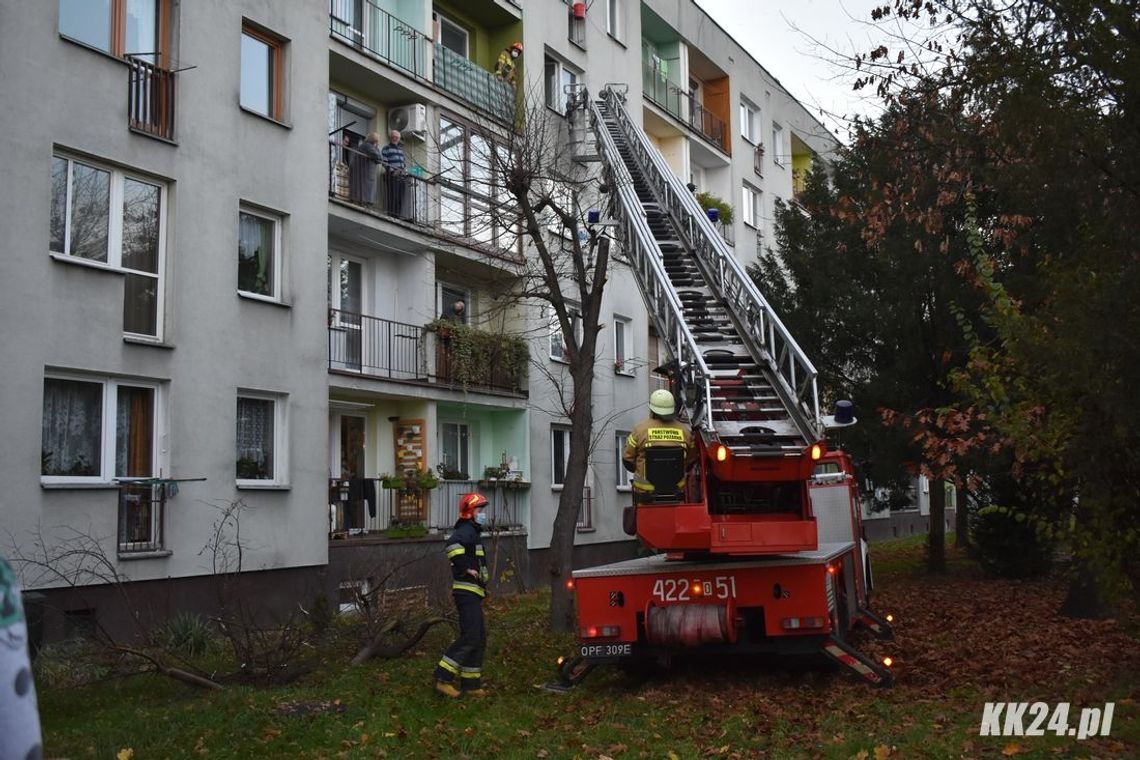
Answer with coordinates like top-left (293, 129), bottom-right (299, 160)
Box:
top-left (1, 0), bottom-right (840, 636)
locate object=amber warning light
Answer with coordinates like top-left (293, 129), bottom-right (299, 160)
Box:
top-left (714, 444), bottom-right (729, 462)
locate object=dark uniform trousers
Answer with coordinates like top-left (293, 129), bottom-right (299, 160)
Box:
top-left (435, 590), bottom-right (485, 690)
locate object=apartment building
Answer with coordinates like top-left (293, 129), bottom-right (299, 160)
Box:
top-left (0, 0), bottom-right (837, 640)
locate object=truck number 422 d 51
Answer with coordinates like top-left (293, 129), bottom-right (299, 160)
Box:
top-left (651, 576), bottom-right (737, 602)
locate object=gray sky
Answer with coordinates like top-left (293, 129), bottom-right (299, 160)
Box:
top-left (694, 0), bottom-right (888, 140)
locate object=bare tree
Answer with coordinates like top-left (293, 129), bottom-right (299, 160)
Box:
top-left (436, 81), bottom-right (617, 631)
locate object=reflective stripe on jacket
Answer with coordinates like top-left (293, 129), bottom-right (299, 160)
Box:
top-left (622, 417), bottom-right (696, 493)
top-left (446, 520), bottom-right (489, 596)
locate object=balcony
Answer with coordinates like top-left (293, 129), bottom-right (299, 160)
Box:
top-left (329, 141), bottom-right (433, 227)
top-left (328, 310), bottom-right (528, 395)
top-left (641, 57), bottom-right (727, 152)
top-left (127, 56), bottom-right (175, 141)
top-left (433, 44), bottom-right (515, 124)
top-left (328, 477), bottom-right (527, 539)
top-left (329, 0), bottom-right (428, 79)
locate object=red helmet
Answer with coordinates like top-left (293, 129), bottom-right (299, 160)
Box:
top-left (458, 492), bottom-right (489, 520)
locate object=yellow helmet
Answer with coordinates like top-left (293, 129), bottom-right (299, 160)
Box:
top-left (649, 389), bottom-right (676, 419)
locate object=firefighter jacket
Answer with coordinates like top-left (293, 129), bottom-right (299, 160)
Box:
top-left (445, 520), bottom-right (489, 597)
top-left (622, 416), bottom-right (696, 493)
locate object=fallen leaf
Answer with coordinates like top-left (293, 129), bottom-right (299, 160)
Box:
top-left (874, 746), bottom-right (891, 760)
top-left (117, 750), bottom-right (134, 760)
top-left (668, 752), bottom-right (681, 760)
top-left (537, 750), bottom-right (550, 759)
top-left (607, 743), bottom-right (628, 755)
top-left (1002, 742), bottom-right (1023, 756)
top-left (853, 751), bottom-right (869, 760)
top-left (518, 729), bottom-right (532, 737)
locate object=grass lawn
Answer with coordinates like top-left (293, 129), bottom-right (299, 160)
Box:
top-left (38, 537), bottom-right (1139, 759)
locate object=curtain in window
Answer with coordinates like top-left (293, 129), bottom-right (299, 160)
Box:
top-left (238, 212), bottom-right (274, 296)
top-left (236, 397), bottom-right (274, 479)
top-left (42, 378), bottom-right (103, 476)
top-left (116, 386), bottom-right (154, 477)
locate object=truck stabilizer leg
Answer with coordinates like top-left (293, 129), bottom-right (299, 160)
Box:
top-left (541, 654), bottom-right (597, 693)
top-left (822, 638), bottom-right (893, 688)
top-left (854, 607), bottom-right (895, 640)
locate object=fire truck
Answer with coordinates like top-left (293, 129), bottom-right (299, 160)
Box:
top-left (551, 86), bottom-right (894, 688)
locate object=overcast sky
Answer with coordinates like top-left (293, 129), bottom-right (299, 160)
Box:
top-left (693, 0), bottom-right (888, 140)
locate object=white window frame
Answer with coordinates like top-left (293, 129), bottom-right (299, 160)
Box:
top-left (439, 420), bottom-right (472, 479)
top-left (434, 12), bottom-right (469, 58)
top-left (614, 315), bottom-right (634, 375)
top-left (50, 152), bottom-right (167, 340)
top-left (740, 99), bottom-right (758, 143)
top-left (772, 122), bottom-right (786, 167)
top-left (236, 390), bottom-right (289, 488)
top-left (544, 54), bottom-right (580, 114)
top-left (742, 183), bottom-right (760, 229)
top-left (606, 0), bottom-right (622, 41)
top-left (551, 426), bottom-right (572, 489)
top-left (237, 204), bottom-right (283, 302)
top-left (40, 372), bottom-right (163, 485)
top-left (548, 305), bottom-right (581, 363)
top-left (615, 431), bottom-right (631, 490)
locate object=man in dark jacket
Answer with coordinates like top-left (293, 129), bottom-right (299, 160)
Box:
top-left (434, 492), bottom-right (491, 698)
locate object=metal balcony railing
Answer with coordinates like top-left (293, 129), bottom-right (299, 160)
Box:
top-left (328, 310), bottom-right (529, 395)
top-left (433, 44), bottom-right (515, 124)
top-left (329, 0), bottom-right (428, 78)
top-left (328, 477), bottom-right (526, 537)
top-left (641, 56), bottom-right (728, 152)
top-left (127, 56), bottom-right (175, 140)
top-left (328, 141), bottom-right (433, 227)
top-left (117, 482), bottom-right (165, 553)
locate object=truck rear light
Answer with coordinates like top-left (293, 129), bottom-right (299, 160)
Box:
top-left (883, 656), bottom-right (893, 668)
top-left (781, 616), bottom-right (825, 630)
top-left (809, 443), bottom-right (825, 461)
top-left (581, 625), bottom-right (621, 638)
top-left (565, 579), bottom-right (575, 591)
top-left (714, 443), bottom-right (729, 462)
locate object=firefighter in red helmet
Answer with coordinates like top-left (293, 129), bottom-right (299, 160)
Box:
top-left (434, 492), bottom-right (491, 697)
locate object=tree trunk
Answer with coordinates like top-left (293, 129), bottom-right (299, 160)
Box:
top-left (1059, 563), bottom-right (1110, 620)
top-left (954, 483), bottom-right (970, 549)
top-left (547, 365), bottom-right (596, 633)
top-left (927, 478), bottom-right (946, 573)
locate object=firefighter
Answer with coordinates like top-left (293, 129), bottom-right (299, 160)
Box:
top-left (494, 42), bottom-right (523, 86)
top-left (622, 389), bottom-right (696, 506)
top-left (434, 492), bottom-right (491, 698)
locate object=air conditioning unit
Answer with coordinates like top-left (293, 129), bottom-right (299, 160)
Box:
top-left (388, 104), bottom-right (427, 138)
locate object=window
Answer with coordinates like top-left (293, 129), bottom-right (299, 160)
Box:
top-left (552, 427), bottom-right (572, 487)
top-left (568, 4), bottom-right (586, 48)
top-left (237, 206), bottom-right (281, 299)
top-left (434, 12), bottom-right (468, 57)
top-left (771, 122), bottom-right (785, 166)
top-left (606, 0), bottom-right (622, 40)
top-left (50, 153), bottom-right (165, 338)
top-left (740, 99), bottom-right (758, 143)
top-left (742, 184), bottom-right (760, 229)
top-left (548, 306), bottom-right (581, 362)
top-left (614, 316), bottom-right (633, 375)
top-left (440, 422), bottom-right (471, 479)
top-left (240, 22), bottom-right (284, 120)
top-left (544, 55), bottom-right (579, 113)
top-left (236, 392), bottom-right (287, 485)
top-left (438, 116), bottom-right (520, 252)
top-left (59, 0), bottom-right (163, 62)
top-left (41, 374), bottom-right (159, 483)
top-left (615, 431), bottom-right (631, 489)
top-left (438, 283), bottom-right (470, 324)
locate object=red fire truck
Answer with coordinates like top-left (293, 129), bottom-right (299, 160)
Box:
top-left (550, 87), bottom-right (894, 688)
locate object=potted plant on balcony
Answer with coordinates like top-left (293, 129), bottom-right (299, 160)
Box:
top-left (695, 191), bottom-right (734, 225)
top-left (436, 462), bottom-right (469, 481)
top-left (380, 473), bottom-right (404, 490)
top-left (416, 468), bottom-right (439, 490)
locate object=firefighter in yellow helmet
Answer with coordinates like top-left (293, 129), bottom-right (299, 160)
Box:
top-left (622, 389), bottom-right (696, 505)
top-left (434, 492), bottom-right (491, 698)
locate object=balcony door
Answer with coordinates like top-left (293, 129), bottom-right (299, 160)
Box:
top-left (329, 253), bottom-right (366, 370)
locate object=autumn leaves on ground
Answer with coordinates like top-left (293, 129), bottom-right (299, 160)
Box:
top-left (39, 537), bottom-right (1139, 759)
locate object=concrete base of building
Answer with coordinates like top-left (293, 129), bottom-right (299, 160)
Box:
top-left (863, 508), bottom-right (957, 542)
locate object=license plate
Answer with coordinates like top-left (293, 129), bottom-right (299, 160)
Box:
top-left (579, 642), bottom-right (632, 659)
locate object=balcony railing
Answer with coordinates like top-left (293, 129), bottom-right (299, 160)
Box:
top-left (328, 310), bottom-right (528, 395)
top-left (329, 0), bottom-right (428, 79)
top-left (329, 141), bottom-right (433, 227)
top-left (328, 477), bottom-right (527, 537)
top-left (792, 168), bottom-right (808, 202)
top-left (117, 482), bottom-right (165, 553)
top-left (433, 44), bottom-right (515, 124)
top-left (641, 57), bottom-right (728, 152)
top-left (127, 56), bottom-right (175, 141)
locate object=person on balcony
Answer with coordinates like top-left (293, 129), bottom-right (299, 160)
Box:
top-left (346, 131), bottom-right (383, 207)
top-left (494, 42), bottom-right (522, 87)
top-left (434, 493), bottom-right (491, 698)
top-left (381, 129), bottom-right (408, 218)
